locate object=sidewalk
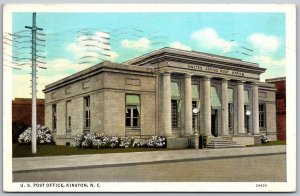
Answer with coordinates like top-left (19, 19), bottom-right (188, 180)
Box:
top-left (13, 145), bottom-right (286, 173)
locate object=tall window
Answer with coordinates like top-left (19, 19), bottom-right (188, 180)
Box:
top-left (192, 101), bottom-right (197, 129)
top-left (125, 95), bottom-right (140, 128)
top-left (244, 105), bottom-right (250, 132)
top-left (84, 96), bottom-right (90, 128)
top-left (170, 100), bottom-right (179, 128)
top-left (192, 84), bottom-right (200, 129)
top-left (171, 82), bottom-right (181, 129)
top-left (66, 101), bottom-right (71, 131)
top-left (244, 90), bottom-right (250, 132)
top-left (228, 103), bottom-right (233, 129)
top-left (259, 103), bottom-right (266, 128)
top-left (227, 88), bottom-right (234, 131)
top-left (52, 104), bottom-right (57, 130)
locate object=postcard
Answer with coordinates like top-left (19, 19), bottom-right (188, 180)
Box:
top-left (2, 3), bottom-right (296, 192)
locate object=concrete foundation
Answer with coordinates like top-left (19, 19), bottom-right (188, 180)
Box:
top-left (167, 137), bottom-right (189, 149)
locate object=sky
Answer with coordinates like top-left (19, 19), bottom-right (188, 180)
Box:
top-left (8, 12), bottom-right (286, 99)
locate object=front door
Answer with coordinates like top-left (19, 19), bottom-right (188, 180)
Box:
top-left (211, 109), bottom-right (218, 137)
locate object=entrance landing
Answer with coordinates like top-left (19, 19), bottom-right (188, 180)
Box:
top-left (207, 137), bottom-right (245, 149)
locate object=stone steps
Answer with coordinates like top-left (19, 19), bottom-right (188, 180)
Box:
top-left (207, 137), bottom-right (245, 149)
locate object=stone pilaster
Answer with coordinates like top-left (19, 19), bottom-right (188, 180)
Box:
top-left (252, 83), bottom-right (259, 135)
top-left (221, 79), bottom-right (229, 136)
top-left (237, 81), bottom-right (245, 134)
top-left (203, 76), bottom-right (211, 136)
top-left (162, 72), bottom-right (172, 137)
top-left (184, 74), bottom-right (193, 136)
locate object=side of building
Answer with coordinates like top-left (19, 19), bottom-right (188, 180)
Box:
top-left (44, 63), bottom-right (156, 145)
top-left (265, 77), bottom-right (286, 140)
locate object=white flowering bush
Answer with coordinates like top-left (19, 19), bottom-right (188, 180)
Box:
top-left (74, 133), bottom-right (85, 148)
top-left (260, 135), bottom-right (271, 143)
top-left (148, 136), bottom-right (166, 148)
top-left (36, 125), bottom-right (54, 144)
top-left (119, 137), bottom-right (133, 148)
top-left (110, 137), bottom-right (119, 148)
top-left (74, 132), bottom-right (166, 149)
top-left (92, 133), bottom-right (103, 149)
top-left (74, 132), bottom-right (120, 149)
top-left (132, 139), bottom-right (148, 148)
top-left (131, 136), bottom-right (166, 148)
top-left (18, 127), bottom-right (32, 144)
top-left (18, 125), bottom-right (54, 144)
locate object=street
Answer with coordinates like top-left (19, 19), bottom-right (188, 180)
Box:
top-left (14, 154), bottom-right (286, 182)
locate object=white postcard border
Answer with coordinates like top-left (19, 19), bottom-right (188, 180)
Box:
top-left (3, 3), bottom-right (296, 192)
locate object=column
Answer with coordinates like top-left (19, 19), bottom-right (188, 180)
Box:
top-left (203, 77), bottom-right (211, 136)
top-left (252, 83), bottom-right (259, 135)
top-left (221, 79), bottom-right (229, 136)
top-left (162, 72), bottom-right (172, 137)
top-left (237, 81), bottom-right (245, 134)
top-left (184, 74), bottom-right (193, 136)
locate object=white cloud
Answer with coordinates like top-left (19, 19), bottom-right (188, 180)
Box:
top-left (12, 58), bottom-right (92, 99)
top-left (67, 42), bottom-right (89, 59)
top-left (250, 55), bottom-right (285, 68)
top-left (13, 31), bottom-right (117, 99)
top-left (67, 31), bottom-right (117, 63)
top-left (12, 53), bottom-right (121, 99)
top-left (169, 41), bottom-right (192, 51)
top-left (121, 37), bottom-right (151, 51)
top-left (46, 58), bottom-right (90, 73)
top-left (191, 28), bottom-right (237, 53)
top-left (248, 33), bottom-right (280, 54)
top-left (107, 51), bottom-right (119, 62)
top-left (13, 73), bottom-right (68, 99)
top-left (249, 55), bottom-right (286, 82)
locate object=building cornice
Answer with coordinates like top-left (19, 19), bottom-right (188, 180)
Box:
top-left (123, 47), bottom-right (266, 74)
top-left (43, 62), bottom-right (155, 93)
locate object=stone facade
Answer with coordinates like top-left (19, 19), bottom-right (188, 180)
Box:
top-left (43, 48), bottom-right (277, 146)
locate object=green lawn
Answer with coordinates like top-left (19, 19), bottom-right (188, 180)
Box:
top-left (13, 144), bottom-right (167, 158)
top-left (247, 140), bottom-right (286, 147)
top-left (13, 140), bottom-right (287, 158)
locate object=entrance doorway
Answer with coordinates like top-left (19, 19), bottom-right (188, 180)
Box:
top-left (211, 109), bottom-right (218, 137)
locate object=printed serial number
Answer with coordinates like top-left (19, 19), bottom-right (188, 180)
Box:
top-left (256, 184), bottom-right (267, 187)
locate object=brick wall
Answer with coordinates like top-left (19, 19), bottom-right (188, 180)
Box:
top-left (12, 98), bottom-right (45, 127)
top-left (273, 80), bottom-right (286, 140)
top-left (265, 78), bottom-right (286, 141)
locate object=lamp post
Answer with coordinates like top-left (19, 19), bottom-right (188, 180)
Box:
top-left (193, 108), bottom-right (199, 149)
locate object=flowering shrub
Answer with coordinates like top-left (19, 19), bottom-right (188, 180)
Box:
top-left (92, 133), bottom-right (103, 149)
top-left (132, 139), bottom-right (148, 148)
top-left (73, 132), bottom-right (166, 149)
top-left (36, 125), bottom-right (54, 144)
top-left (74, 133), bottom-right (85, 148)
top-left (18, 125), bottom-right (54, 144)
top-left (110, 137), bottom-right (119, 148)
top-left (119, 137), bottom-right (133, 148)
top-left (18, 128), bottom-right (32, 144)
top-left (147, 136), bottom-right (166, 148)
top-left (260, 135), bottom-right (271, 143)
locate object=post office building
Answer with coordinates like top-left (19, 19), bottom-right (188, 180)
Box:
top-left (43, 48), bottom-right (277, 147)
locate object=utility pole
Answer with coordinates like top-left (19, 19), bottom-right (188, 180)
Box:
top-left (25, 12), bottom-right (43, 154)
